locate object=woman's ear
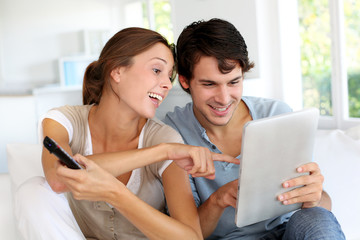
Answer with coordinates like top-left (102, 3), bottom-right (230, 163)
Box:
top-left (110, 67), bottom-right (122, 83)
top-left (179, 75), bottom-right (190, 89)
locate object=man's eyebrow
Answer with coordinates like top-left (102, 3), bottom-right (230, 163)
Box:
top-left (229, 75), bottom-right (243, 81)
top-left (198, 75), bottom-right (243, 83)
top-left (199, 79), bottom-right (216, 83)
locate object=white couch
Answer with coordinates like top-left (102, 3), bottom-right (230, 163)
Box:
top-left (2, 125), bottom-right (360, 239)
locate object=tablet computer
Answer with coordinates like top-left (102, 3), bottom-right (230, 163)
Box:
top-left (235, 108), bottom-right (319, 228)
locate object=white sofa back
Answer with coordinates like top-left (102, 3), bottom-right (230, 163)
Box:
top-left (314, 126), bottom-right (360, 240)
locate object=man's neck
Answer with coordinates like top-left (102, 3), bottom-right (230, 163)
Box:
top-left (200, 100), bottom-right (252, 157)
top-left (203, 100), bottom-right (251, 137)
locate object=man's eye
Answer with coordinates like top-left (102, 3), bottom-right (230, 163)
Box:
top-left (203, 83), bottom-right (213, 86)
top-left (230, 81), bottom-right (239, 85)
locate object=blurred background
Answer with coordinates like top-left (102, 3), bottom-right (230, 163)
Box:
top-left (0, 0), bottom-right (359, 173)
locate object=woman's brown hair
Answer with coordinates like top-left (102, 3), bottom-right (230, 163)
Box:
top-left (82, 27), bottom-right (175, 105)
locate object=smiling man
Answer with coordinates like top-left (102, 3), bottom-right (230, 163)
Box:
top-left (163, 18), bottom-right (345, 240)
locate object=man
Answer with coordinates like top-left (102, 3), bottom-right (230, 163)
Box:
top-left (164, 18), bottom-right (345, 239)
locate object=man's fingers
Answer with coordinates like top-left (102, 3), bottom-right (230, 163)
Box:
top-left (214, 180), bottom-right (238, 208)
top-left (298, 162), bottom-right (321, 174)
top-left (283, 173), bottom-right (324, 189)
top-left (278, 183), bottom-right (322, 206)
top-left (279, 192), bottom-right (321, 207)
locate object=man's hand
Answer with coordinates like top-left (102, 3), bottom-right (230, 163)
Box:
top-left (210, 179), bottom-right (238, 208)
top-left (277, 162), bottom-right (324, 208)
top-left (197, 179), bottom-right (238, 238)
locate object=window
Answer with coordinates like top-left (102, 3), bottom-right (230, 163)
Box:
top-left (298, 0), bottom-right (332, 116)
top-left (344, 0), bottom-right (360, 118)
top-left (297, 0), bottom-right (360, 129)
top-left (124, 0), bottom-right (173, 43)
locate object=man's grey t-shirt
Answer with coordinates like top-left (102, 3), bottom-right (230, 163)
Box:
top-left (163, 96), bottom-right (294, 240)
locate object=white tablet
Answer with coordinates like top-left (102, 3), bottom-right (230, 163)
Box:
top-left (235, 108), bottom-right (319, 228)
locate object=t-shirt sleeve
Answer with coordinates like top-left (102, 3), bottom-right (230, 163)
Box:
top-left (143, 121), bottom-right (184, 177)
top-left (38, 109), bottom-right (73, 143)
top-left (156, 125), bottom-right (184, 177)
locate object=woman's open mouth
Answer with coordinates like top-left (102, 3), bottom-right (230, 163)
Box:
top-left (148, 92), bottom-right (163, 107)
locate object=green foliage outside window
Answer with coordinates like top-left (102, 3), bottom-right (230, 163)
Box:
top-left (344, 0), bottom-right (360, 117)
top-left (298, 0), bottom-right (360, 117)
top-left (348, 73), bottom-right (360, 117)
top-left (142, 0), bottom-right (173, 44)
top-left (298, 0), bottom-right (332, 116)
top-left (153, 0), bottom-right (173, 44)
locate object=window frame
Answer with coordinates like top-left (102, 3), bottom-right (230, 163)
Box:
top-left (279, 0), bottom-right (360, 130)
top-left (123, 0), bottom-right (173, 39)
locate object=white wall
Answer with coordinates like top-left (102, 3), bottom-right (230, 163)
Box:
top-left (172, 0), bottom-right (260, 81)
top-left (0, 0), bottom-right (120, 89)
top-left (0, 96), bottom-right (38, 173)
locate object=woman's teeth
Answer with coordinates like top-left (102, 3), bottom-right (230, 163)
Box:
top-left (148, 92), bottom-right (163, 101)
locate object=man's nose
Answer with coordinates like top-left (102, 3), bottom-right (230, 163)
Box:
top-left (214, 85), bottom-right (230, 104)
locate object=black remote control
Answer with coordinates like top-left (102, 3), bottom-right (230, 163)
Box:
top-left (43, 136), bottom-right (83, 169)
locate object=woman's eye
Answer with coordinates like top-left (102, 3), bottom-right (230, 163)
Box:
top-left (153, 68), bottom-right (161, 74)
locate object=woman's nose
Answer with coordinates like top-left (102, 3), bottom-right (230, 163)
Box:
top-left (160, 75), bottom-right (173, 90)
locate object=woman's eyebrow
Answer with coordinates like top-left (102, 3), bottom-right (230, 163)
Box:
top-left (151, 57), bottom-right (167, 64)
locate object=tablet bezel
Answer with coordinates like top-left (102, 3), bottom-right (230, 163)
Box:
top-left (235, 108), bottom-right (319, 227)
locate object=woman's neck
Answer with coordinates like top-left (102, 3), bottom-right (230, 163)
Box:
top-left (88, 97), bottom-right (147, 153)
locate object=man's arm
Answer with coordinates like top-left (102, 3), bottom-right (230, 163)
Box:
top-left (197, 180), bottom-right (238, 238)
top-left (319, 190), bottom-right (332, 210)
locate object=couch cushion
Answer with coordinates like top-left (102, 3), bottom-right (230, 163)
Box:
top-left (6, 144), bottom-right (43, 194)
top-left (314, 125), bottom-right (360, 240)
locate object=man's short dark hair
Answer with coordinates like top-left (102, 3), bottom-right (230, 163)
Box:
top-left (176, 18), bottom-right (255, 94)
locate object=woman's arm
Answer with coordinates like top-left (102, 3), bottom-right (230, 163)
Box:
top-left (117, 162), bottom-right (203, 239)
top-left (42, 118), bottom-right (73, 193)
top-left (88, 143), bottom-right (239, 179)
top-left (42, 119), bottom-right (238, 192)
top-left (160, 162), bottom-right (203, 239)
top-left (56, 156), bottom-right (202, 240)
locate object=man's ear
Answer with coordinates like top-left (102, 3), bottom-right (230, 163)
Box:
top-left (179, 75), bottom-right (190, 89)
top-left (110, 67), bottom-right (122, 83)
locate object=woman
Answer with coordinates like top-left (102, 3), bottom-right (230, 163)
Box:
top-left (16, 27), bottom-right (238, 240)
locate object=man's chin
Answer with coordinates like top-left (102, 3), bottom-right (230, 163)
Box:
top-left (207, 116), bottom-right (232, 126)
